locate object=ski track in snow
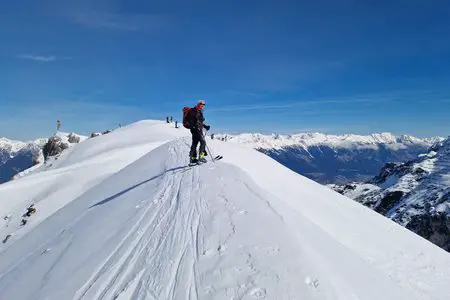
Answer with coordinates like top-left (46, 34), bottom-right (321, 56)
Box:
top-left (97, 141), bottom-right (314, 299)
top-left (0, 140), bottom-right (312, 299)
top-left (0, 124), bottom-right (449, 300)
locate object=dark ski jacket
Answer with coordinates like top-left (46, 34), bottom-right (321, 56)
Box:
top-left (188, 106), bottom-right (207, 131)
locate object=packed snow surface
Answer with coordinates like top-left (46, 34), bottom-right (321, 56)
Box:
top-left (0, 121), bottom-right (449, 300)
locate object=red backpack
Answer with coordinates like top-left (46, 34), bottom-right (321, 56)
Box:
top-left (182, 107), bottom-right (192, 129)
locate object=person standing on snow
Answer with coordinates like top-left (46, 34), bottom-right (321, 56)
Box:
top-left (187, 100), bottom-right (210, 163)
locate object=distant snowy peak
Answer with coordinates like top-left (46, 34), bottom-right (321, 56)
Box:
top-left (0, 137), bottom-right (48, 154)
top-left (433, 136), bottom-right (450, 152)
top-left (0, 137), bottom-right (27, 154)
top-left (0, 133), bottom-right (86, 184)
top-left (219, 132), bottom-right (442, 150)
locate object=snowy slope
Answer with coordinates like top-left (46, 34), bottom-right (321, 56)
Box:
top-left (0, 121), bottom-right (449, 300)
top-left (214, 132), bottom-right (442, 184)
top-left (329, 137), bottom-right (450, 252)
top-left (0, 121), bottom-right (186, 243)
top-left (10, 132), bottom-right (88, 181)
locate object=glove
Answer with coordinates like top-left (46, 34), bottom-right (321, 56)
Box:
top-left (204, 125), bottom-right (211, 131)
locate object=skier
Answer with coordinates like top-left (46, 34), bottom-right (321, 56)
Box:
top-left (186, 100), bottom-right (210, 164)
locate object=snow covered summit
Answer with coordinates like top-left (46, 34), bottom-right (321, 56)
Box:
top-left (0, 121), bottom-right (449, 300)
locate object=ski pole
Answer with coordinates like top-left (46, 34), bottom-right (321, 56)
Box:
top-left (203, 130), bottom-right (215, 163)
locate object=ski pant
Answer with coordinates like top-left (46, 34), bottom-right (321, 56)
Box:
top-left (190, 129), bottom-right (206, 158)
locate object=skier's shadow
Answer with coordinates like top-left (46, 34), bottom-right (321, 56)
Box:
top-left (90, 165), bottom-right (192, 208)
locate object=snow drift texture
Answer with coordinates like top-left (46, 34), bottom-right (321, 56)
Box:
top-left (0, 121), bottom-right (449, 300)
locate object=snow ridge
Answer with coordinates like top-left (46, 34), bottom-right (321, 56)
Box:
top-left (0, 122), bottom-right (449, 300)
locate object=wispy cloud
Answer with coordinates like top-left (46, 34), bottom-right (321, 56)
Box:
top-left (17, 54), bottom-right (71, 62)
top-left (208, 97), bottom-right (394, 113)
top-left (18, 54), bottom-right (56, 62)
top-left (74, 12), bottom-right (169, 32)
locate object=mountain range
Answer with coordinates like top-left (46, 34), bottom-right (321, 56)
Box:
top-left (0, 137), bottom-right (47, 184)
top-left (215, 132), bottom-right (443, 184)
top-left (0, 121), bottom-right (449, 299)
top-left (329, 137), bottom-right (450, 252)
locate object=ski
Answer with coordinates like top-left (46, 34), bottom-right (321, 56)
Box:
top-left (188, 155), bottom-right (223, 167)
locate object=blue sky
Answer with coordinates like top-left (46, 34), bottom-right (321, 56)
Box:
top-left (1, 0), bottom-right (450, 140)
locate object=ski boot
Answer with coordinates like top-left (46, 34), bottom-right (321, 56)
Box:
top-left (198, 152), bottom-right (207, 163)
top-left (189, 157), bottom-right (199, 166)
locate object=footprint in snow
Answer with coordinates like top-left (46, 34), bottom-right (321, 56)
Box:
top-left (202, 249), bottom-right (214, 257)
top-left (250, 288), bottom-right (267, 299)
top-left (305, 277), bottom-right (320, 290)
top-left (217, 244), bottom-right (227, 254)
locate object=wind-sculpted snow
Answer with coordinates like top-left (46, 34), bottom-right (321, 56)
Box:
top-left (0, 122), bottom-right (449, 299)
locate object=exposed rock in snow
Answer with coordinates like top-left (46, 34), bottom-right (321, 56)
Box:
top-left (329, 137), bottom-right (450, 252)
top-left (90, 132), bottom-right (102, 138)
top-left (67, 133), bottom-right (81, 144)
top-left (0, 133), bottom-right (88, 184)
top-left (42, 132), bottom-right (87, 161)
top-left (43, 136), bottom-right (69, 159)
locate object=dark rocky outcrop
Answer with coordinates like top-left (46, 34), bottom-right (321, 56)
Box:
top-left (374, 191), bottom-right (404, 215)
top-left (329, 137), bottom-right (450, 253)
top-left (43, 136), bottom-right (69, 160)
top-left (68, 133), bottom-right (81, 144)
top-left (406, 213), bottom-right (450, 251)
